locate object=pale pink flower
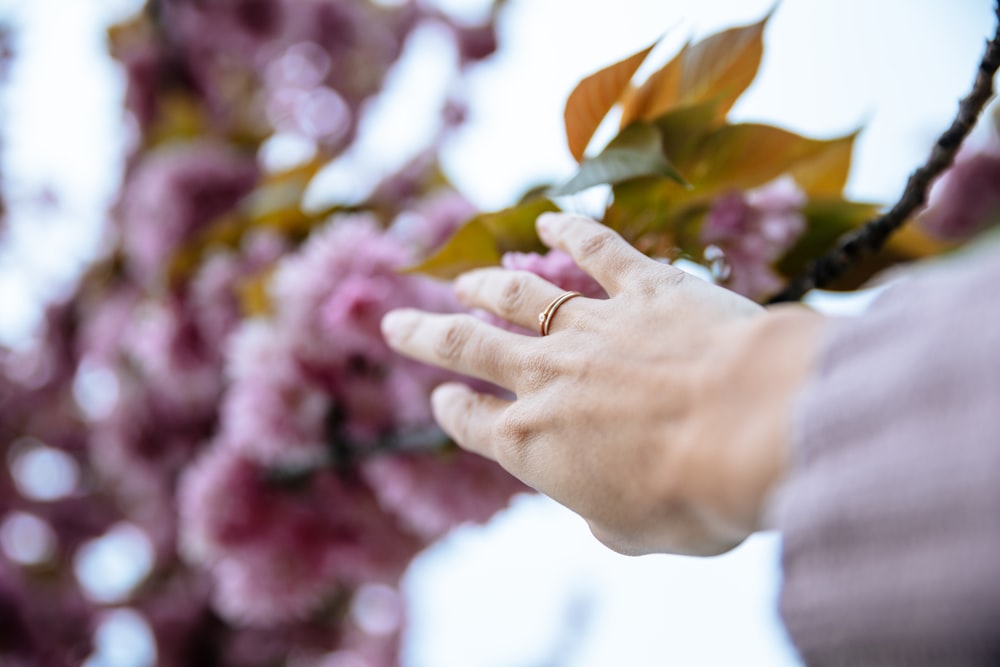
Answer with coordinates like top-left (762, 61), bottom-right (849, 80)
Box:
top-left (119, 143), bottom-right (258, 286)
top-left (920, 146), bottom-right (1000, 240)
top-left (121, 300), bottom-right (223, 419)
top-left (88, 376), bottom-right (208, 559)
top-left (701, 177), bottom-right (807, 300)
top-left (190, 230), bottom-right (288, 353)
top-left (268, 215), bottom-right (459, 445)
top-left (177, 446), bottom-right (421, 625)
top-left (362, 450), bottom-right (527, 540)
top-left (501, 249), bottom-right (607, 298)
top-left (160, 0), bottom-right (420, 142)
top-left (389, 189), bottom-right (477, 257)
top-left (218, 320), bottom-right (329, 466)
top-left (77, 286), bottom-right (140, 365)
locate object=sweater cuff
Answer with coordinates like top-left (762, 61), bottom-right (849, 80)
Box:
top-left (769, 249), bottom-right (1000, 665)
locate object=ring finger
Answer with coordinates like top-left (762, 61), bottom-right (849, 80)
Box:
top-left (455, 268), bottom-right (585, 334)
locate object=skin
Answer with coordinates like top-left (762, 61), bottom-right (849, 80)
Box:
top-left (381, 212), bottom-right (825, 557)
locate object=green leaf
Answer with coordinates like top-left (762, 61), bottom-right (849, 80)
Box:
top-left (550, 122), bottom-right (688, 196)
top-left (651, 100), bottom-right (722, 171)
top-left (406, 199), bottom-right (558, 279)
top-left (602, 176), bottom-right (720, 260)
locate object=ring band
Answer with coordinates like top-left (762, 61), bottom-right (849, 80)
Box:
top-left (538, 291), bottom-right (582, 336)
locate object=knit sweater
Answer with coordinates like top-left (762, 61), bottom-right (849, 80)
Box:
top-left (771, 239), bottom-right (1000, 665)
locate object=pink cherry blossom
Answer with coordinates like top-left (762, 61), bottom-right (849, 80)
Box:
top-left (362, 449), bottom-right (528, 541)
top-left (701, 177), bottom-right (807, 300)
top-left (919, 145), bottom-right (1000, 240)
top-left (218, 321), bottom-right (329, 466)
top-left (119, 143), bottom-right (258, 286)
top-left (501, 249), bottom-right (607, 298)
top-left (178, 446), bottom-right (421, 625)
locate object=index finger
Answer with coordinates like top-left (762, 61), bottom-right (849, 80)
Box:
top-left (536, 212), bottom-right (685, 296)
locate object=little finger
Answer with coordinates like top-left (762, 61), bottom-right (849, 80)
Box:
top-left (430, 382), bottom-right (512, 461)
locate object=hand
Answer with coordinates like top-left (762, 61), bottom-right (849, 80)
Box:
top-left (381, 213), bottom-right (823, 556)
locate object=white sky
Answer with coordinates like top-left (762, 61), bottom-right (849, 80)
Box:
top-left (0, 0), bottom-right (994, 665)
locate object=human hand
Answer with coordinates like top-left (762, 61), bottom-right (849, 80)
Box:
top-left (381, 213), bottom-right (823, 556)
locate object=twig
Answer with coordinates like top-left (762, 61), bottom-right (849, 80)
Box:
top-left (767, 1), bottom-right (1000, 304)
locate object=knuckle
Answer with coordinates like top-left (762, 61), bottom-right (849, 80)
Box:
top-left (637, 263), bottom-right (688, 298)
top-left (493, 409), bottom-right (538, 470)
top-left (434, 319), bottom-right (473, 363)
top-left (498, 273), bottom-right (531, 317)
top-left (576, 229), bottom-right (618, 261)
top-left (658, 265), bottom-right (689, 290)
top-left (518, 350), bottom-right (558, 392)
top-left (587, 522), bottom-right (630, 555)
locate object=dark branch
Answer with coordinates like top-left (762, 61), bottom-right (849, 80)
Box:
top-left (767, 1), bottom-right (1000, 304)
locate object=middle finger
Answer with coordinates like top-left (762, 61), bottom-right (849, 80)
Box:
top-left (381, 309), bottom-right (532, 392)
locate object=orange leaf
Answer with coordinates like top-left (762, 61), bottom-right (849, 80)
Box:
top-left (564, 41), bottom-right (657, 162)
top-left (677, 14), bottom-right (769, 121)
top-left (619, 43), bottom-right (689, 129)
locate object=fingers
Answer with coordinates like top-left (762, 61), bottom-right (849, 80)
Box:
top-left (381, 309), bottom-right (529, 391)
top-left (430, 383), bottom-right (510, 460)
top-left (536, 212), bottom-right (685, 296)
top-left (455, 268), bottom-right (576, 333)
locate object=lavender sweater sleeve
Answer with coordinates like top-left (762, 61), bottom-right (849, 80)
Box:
top-left (770, 240), bottom-right (1000, 665)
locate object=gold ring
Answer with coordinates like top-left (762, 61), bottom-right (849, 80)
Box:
top-left (538, 291), bottom-right (582, 336)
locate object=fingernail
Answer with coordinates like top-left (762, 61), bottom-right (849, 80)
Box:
top-left (431, 382), bottom-right (468, 418)
top-left (536, 212), bottom-right (561, 243)
top-left (431, 382), bottom-right (462, 407)
top-left (453, 272), bottom-right (475, 299)
top-left (380, 309), bottom-right (417, 344)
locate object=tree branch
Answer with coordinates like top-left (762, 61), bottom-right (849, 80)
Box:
top-left (767, 1), bottom-right (1000, 304)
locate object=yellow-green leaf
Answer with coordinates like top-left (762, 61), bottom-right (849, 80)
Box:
top-left (246, 156), bottom-right (325, 225)
top-left (550, 122), bottom-right (687, 196)
top-left (688, 123), bottom-right (854, 195)
top-left (406, 199), bottom-right (558, 279)
top-left (564, 41), bottom-right (657, 162)
top-left (786, 130), bottom-right (859, 197)
top-left (402, 220), bottom-right (500, 280)
top-left (238, 268), bottom-right (276, 317)
top-left (677, 14), bottom-right (769, 121)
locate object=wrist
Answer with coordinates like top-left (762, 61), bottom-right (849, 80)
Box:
top-left (694, 305), bottom-right (826, 537)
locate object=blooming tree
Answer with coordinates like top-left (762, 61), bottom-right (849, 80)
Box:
top-left (1, 2), bottom-right (1000, 666)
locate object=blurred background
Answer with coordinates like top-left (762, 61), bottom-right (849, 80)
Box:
top-left (0, 0), bottom-right (993, 665)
